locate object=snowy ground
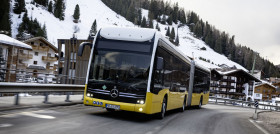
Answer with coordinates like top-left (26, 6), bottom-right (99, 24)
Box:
top-left (10, 0), bottom-right (246, 70)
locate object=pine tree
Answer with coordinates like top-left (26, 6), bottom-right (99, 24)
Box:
top-left (34, 0), bottom-right (48, 6)
top-left (166, 26), bottom-right (170, 36)
top-left (88, 20), bottom-right (97, 39)
top-left (175, 29), bottom-right (179, 46)
top-left (0, 0), bottom-right (11, 35)
top-left (170, 27), bottom-right (175, 42)
top-left (17, 11), bottom-right (48, 40)
top-left (214, 37), bottom-right (222, 54)
top-left (141, 16), bottom-right (147, 27)
top-left (167, 15), bottom-right (172, 25)
top-left (73, 4), bottom-right (80, 21)
top-left (172, 2), bottom-right (179, 24)
top-left (126, 1), bottom-right (136, 23)
top-left (14, 0), bottom-right (26, 14)
top-left (54, 0), bottom-right (65, 20)
top-left (161, 15), bottom-right (166, 24)
top-left (137, 9), bottom-right (142, 25)
top-left (42, 23), bottom-right (47, 39)
top-left (149, 20), bottom-right (153, 29)
top-left (48, 1), bottom-right (53, 13)
top-left (156, 23), bottom-right (160, 31)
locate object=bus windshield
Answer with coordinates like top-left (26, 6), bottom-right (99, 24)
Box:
top-left (88, 38), bottom-right (153, 96)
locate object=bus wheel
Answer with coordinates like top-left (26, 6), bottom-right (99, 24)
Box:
top-left (180, 97), bottom-right (186, 112)
top-left (157, 97), bottom-right (167, 119)
top-left (106, 108), bottom-right (115, 112)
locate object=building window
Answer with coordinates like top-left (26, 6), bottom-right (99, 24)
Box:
top-left (48, 53), bottom-right (51, 57)
top-left (34, 61), bottom-right (37, 65)
top-left (35, 52), bottom-right (38, 56)
top-left (31, 42), bottom-right (34, 45)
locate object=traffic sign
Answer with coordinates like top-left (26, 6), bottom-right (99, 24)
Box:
top-left (254, 101), bottom-right (258, 108)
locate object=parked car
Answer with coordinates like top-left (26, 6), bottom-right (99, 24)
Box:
top-left (37, 77), bottom-right (52, 83)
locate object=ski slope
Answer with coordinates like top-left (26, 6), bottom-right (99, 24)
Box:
top-left (10, 0), bottom-right (246, 70)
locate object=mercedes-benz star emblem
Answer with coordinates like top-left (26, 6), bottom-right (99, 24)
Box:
top-left (110, 89), bottom-right (119, 98)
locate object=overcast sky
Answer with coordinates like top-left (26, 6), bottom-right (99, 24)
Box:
top-left (169, 0), bottom-right (280, 65)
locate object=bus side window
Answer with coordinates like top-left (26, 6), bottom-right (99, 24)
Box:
top-left (151, 46), bottom-right (172, 94)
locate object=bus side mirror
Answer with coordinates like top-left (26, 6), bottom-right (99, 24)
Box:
top-left (78, 42), bottom-right (92, 56)
top-left (156, 57), bottom-right (164, 70)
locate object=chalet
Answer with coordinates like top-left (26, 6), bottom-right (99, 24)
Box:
top-left (210, 68), bottom-right (261, 101)
top-left (57, 37), bottom-right (92, 84)
top-left (272, 82), bottom-right (280, 97)
top-left (269, 77), bottom-right (280, 84)
top-left (22, 37), bottom-right (59, 83)
top-left (0, 34), bottom-right (32, 82)
top-left (254, 83), bottom-right (277, 101)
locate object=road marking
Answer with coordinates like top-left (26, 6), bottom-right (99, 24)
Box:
top-left (21, 112), bottom-right (56, 119)
top-left (0, 124), bottom-right (13, 128)
top-left (0, 113), bottom-right (20, 118)
top-left (249, 119), bottom-right (270, 134)
top-left (0, 110), bottom-right (56, 119)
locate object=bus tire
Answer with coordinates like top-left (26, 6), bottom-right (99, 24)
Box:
top-left (180, 97), bottom-right (186, 112)
top-left (198, 97), bottom-right (203, 109)
top-left (157, 96), bottom-right (167, 119)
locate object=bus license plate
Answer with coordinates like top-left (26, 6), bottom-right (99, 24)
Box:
top-left (105, 104), bottom-right (120, 110)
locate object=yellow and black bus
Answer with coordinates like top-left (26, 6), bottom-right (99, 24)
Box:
top-left (78, 27), bottom-right (210, 119)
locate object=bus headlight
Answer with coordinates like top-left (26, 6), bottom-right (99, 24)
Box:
top-left (137, 99), bottom-right (145, 104)
top-left (87, 93), bottom-right (90, 97)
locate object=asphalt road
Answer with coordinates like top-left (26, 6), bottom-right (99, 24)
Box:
top-left (0, 104), bottom-right (264, 134)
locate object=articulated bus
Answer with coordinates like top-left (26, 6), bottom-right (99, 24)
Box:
top-left (78, 27), bottom-right (210, 119)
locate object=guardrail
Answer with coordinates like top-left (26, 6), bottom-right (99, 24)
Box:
top-left (209, 96), bottom-right (280, 111)
top-left (0, 82), bottom-right (85, 105)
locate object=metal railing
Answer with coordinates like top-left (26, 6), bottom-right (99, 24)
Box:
top-left (209, 96), bottom-right (280, 111)
top-left (0, 68), bottom-right (87, 84)
top-left (0, 82), bottom-right (85, 105)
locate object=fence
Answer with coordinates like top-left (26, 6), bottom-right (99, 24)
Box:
top-left (0, 82), bottom-right (85, 105)
top-left (209, 96), bottom-right (280, 111)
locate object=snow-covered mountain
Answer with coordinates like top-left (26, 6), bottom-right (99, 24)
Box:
top-left (10, 0), bottom-right (246, 70)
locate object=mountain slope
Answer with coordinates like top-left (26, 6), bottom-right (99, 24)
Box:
top-left (10, 0), bottom-right (246, 70)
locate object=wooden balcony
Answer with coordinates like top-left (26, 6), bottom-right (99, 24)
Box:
top-left (18, 53), bottom-right (33, 59)
top-left (31, 44), bottom-right (49, 51)
top-left (46, 64), bottom-right (58, 71)
top-left (42, 56), bottom-right (58, 61)
top-left (17, 63), bottom-right (28, 68)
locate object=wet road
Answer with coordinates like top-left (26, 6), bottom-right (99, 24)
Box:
top-left (0, 104), bottom-right (264, 134)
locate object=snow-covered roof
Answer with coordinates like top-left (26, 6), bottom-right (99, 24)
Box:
top-left (0, 34), bottom-right (32, 50)
top-left (24, 37), bottom-right (58, 53)
top-left (100, 27), bottom-right (156, 42)
top-left (255, 83), bottom-right (276, 89)
top-left (195, 62), bottom-right (211, 73)
top-left (216, 69), bottom-right (238, 75)
top-left (212, 69), bottom-right (261, 82)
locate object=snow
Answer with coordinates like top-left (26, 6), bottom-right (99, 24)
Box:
top-left (0, 34), bottom-right (32, 49)
top-left (141, 8), bottom-right (149, 20)
top-left (10, 1), bottom-right (247, 71)
top-left (11, 0), bottom-right (135, 46)
top-left (100, 27), bottom-right (156, 42)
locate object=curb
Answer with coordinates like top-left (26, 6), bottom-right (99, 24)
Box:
top-left (0, 101), bottom-right (83, 112)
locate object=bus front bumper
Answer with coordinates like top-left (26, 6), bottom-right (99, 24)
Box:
top-left (83, 96), bottom-right (148, 113)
